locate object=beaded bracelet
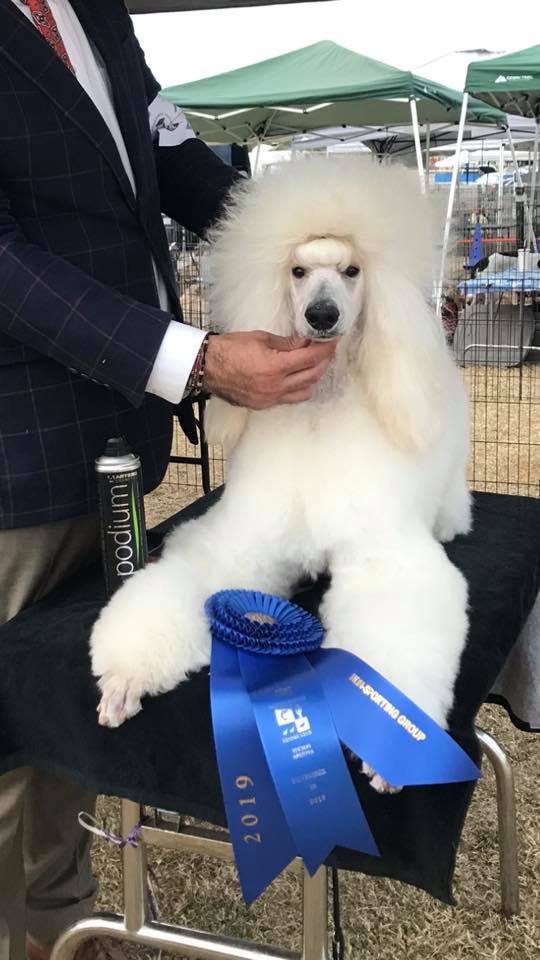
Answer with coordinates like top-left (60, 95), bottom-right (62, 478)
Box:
top-left (186, 333), bottom-right (211, 398)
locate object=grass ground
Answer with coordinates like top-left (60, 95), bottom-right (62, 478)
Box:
top-left (91, 703), bottom-right (539, 960)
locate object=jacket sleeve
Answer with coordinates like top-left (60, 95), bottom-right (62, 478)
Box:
top-left (0, 185), bottom-right (171, 407)
top-left (155, 137), bottom-right (240, 238)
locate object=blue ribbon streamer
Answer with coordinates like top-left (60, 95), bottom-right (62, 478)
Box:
top-left (237, 648), bottom-right (378, 876)
top-left (310, 648), bottom-right (480, 786)
top-left (207, 590), bottom-right (480, 903)
top-left (210, 637), bottom-right (297, 903)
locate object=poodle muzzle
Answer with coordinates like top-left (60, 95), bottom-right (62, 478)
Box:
top-left (304, 298), bottom-right (341, 338)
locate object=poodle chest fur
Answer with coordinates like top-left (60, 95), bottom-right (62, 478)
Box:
top-left (224, 387), bottom-right (462, 560)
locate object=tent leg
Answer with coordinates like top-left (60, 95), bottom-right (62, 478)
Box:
top-left (252, 138), bottom-right (263, 176)
top-left (507, 125), bottom-right (536, 252)
top-left (435, 92), bottom-right (468, 318)
top-left (497, 141), bottom-right (505, 228)
top-left (529, 120), bottom-right (539, 249)
top-left (424, 121), bottom-right (431, 192)
top-left (409, 98), bottom-right (425, 194)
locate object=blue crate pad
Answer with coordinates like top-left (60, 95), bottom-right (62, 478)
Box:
top-left (458, 269), bottom-right (540, 294)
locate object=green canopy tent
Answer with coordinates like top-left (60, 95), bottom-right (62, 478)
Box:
top-left (466, 45), bottom-right (540, 223)
top-left (437, 45), bottom-right (540, 311)
top-left (465, 45), bottom-right (540, 119)
top-left (161, 41), bottom-right (503, 188)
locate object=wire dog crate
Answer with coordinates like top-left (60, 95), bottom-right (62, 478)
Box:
top-left (441, 178), bottom-right (540, 498)
top-left (164, 226), bottom-right (225, 501)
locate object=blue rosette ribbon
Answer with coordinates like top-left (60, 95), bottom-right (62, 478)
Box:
top-left (207, 590), bottom-right (479, 904)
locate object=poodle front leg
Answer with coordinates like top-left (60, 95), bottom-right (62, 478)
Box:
top-left (433, 471), bottom-right (472, 544)
top-left (90, 515), bottom-right (300, 727)
top-left (320, 537), bottom-right (469, 730)
top-left (91, 540), bottom-right (216, 727)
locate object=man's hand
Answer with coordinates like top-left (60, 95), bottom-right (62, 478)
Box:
top-left (202, 331), bottom-right (337, 409)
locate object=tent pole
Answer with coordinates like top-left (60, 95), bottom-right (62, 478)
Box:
top-left (507, 124), bottom-right (536, 251)
top-left (424, 122), bottom-right (431, 192)
top-left (529, 119), bottom-right (539, 247)
top-left (252, 138), bottom-right (263, 176)
top-left (409, 98), bottom-right (426, 194)
top-left (250, 113), bottom-right (276, 177)
top-left (435, 92), bottom-right (468, 318)
top-left (497, 141), bottom-right (505, 228)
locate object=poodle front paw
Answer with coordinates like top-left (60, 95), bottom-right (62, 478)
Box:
top-left (433, 515), bottom-right (468, 544)
top-left (345, 749), bottom-right (402, 795)
top-left (97, 673), bottom-right (144, 728)
top-left (89, 564), bottom-right (212, 728)
top-left (433, 517), bottom-right (458, 544)
top-left (361, 761), bottom-right (402, 795)
top-left (434, 490), bottom-right (472, 543)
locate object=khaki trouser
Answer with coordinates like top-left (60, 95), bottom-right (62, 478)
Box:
top-left (0, 517), bottom-right (101, 960)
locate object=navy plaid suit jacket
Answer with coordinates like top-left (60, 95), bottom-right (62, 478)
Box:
top-left (0, 0), bottom-right (237, 529)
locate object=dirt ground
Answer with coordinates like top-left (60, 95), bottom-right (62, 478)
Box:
top-left (464, 363), bottom-right (540, 498)
top-left (91, 368), bottom-right (540, 960)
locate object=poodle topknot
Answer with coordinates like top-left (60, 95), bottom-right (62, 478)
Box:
top-left (208, 158), bottom-right (435, 303)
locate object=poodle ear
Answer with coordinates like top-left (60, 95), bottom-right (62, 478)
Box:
top-left (357, 262), bottom-right (451, 453)
top-left (203, 397), bottom-right (249, 453)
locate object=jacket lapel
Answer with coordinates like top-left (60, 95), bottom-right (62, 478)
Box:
top-left (68, 0), bottom-right (180, 311)
top-left (0, 0), bottom-right (136, 212)
top-left (69, 0), bottom-right (152, 216)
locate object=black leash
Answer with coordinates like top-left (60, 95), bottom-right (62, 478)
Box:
top-left (331, 868), bottom-right (346, 960)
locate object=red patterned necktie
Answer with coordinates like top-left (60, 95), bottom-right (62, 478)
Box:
top-left (21, 0), bottom-right (75, 73)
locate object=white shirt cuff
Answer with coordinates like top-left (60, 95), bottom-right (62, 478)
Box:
top-left (146, 320), bottom-right (206, 404)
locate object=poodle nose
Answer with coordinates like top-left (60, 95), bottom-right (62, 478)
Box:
top-left (304, 300), bottom-right (340, 332)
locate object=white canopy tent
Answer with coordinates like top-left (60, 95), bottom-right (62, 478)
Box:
top-left (286, 116), bottom-right (537, 166)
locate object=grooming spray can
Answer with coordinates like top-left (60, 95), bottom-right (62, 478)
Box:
top-left (96, 437), bottom-right (148, 598)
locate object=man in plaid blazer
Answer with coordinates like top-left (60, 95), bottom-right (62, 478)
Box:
top-left (0, 2), bottom-right (336, 959)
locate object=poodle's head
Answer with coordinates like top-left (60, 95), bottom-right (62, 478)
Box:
top-left (287, 237), bottom-right (365, 342)
top-left (206, 158), bottom-right (452, 453)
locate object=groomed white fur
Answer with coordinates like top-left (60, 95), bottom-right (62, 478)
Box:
top-left (90, 160), bottom-right (472, 783)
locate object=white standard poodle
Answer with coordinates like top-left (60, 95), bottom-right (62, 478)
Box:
top-left (91, 158), bottom-right (472, 758)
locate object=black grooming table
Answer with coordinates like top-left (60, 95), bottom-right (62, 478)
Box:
top-left (1, 491), bottom-right (539, 904)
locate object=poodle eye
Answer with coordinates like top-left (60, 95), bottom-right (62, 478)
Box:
top-left (344, 266), bottom-right (360, 278)
top-left (292, 266), bottom-right (306, 279)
